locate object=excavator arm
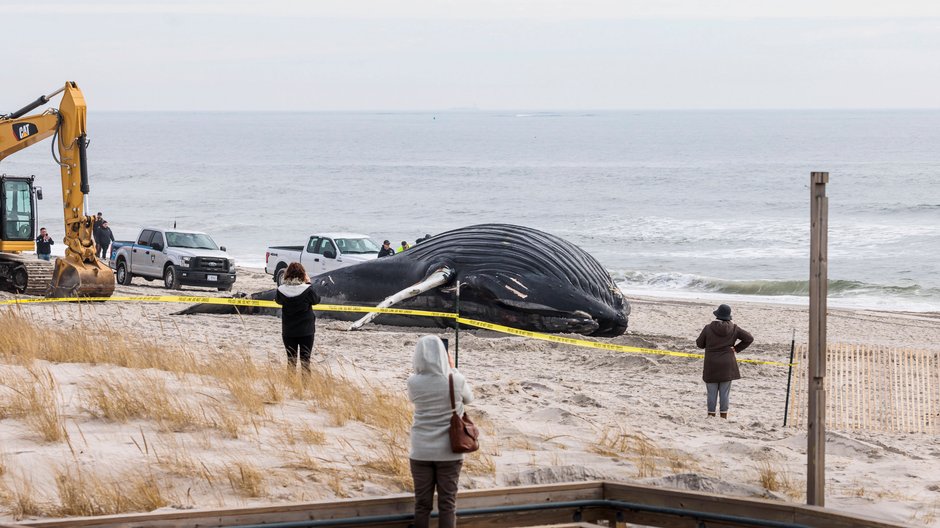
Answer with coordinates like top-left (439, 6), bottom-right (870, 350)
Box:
top-left (1, 82), bottom-right (114, 297)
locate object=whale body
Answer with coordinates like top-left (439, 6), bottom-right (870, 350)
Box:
top-left (177, 224), bottom-right (630, 337)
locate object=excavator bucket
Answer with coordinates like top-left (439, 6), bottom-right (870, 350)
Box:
top-left (49, 256), bottom-right (115, 298)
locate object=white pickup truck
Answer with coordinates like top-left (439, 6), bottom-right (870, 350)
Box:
top-left (265, 232), bottom-right (380, 284)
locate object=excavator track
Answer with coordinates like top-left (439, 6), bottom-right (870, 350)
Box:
top-left (0, 254), bottom-right (54, 296)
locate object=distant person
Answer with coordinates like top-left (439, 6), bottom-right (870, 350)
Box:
top-left (93, 220), bottom-right (115, 259)
top-left (35, 227), bottom-right (54, 261)
top-left (378, 240), bottom-right (395, 258)
top-left (409, 335), bottom-right (474, 528)
top-left (398, 240), bottom-right (410, 252)
top-left (93, 212), bottom-right (104, 230)
top-left (696, 304), bottom-right (753, 418)
top-left (275, 262), bottom-right (321, 374)
top-left (415, 233), bottom-right (432, 245)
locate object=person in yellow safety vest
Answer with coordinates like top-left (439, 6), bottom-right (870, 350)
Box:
top-left (398, 241), bottom-right (411, 253)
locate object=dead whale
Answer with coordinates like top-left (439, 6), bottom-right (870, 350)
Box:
top-left (176, 224), bottom-right (630, 336)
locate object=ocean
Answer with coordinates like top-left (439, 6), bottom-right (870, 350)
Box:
top-left (5, 111), bottom-right (939, 312)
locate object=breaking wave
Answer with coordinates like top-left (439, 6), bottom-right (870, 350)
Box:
top-left (612, 270), bottom-right (937, 300)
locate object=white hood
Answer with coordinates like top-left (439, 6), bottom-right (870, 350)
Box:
top-left (277, 283), bottom-right (309, 298)
top-left (342, 253), bottom-right (378, 263)
top-left (413, 335), bottom-right (449, 377)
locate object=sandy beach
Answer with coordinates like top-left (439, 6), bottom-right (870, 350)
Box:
top-left (2, 266), bottom-right (939, 526)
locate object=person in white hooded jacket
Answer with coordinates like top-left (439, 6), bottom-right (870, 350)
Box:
top-left (408, 335), bottom-right (474, 528)
top-left (274, 262), bottom-right (321, 373)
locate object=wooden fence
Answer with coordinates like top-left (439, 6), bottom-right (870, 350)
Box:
top-left (787, 344), bottom-right (940, 433)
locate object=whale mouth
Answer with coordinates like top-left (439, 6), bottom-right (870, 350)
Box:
top-left (537, 311), bottom-right (601, 335)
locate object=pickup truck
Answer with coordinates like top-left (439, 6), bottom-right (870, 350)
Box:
top-left (265, 232), bottom-right (380, 284)
top-left (110, 228), bottom-right (236, 291)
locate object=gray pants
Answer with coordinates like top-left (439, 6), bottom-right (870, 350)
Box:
top-left (706, 381), bottom-right (732, 413)
top-left (410, 458), bottom-right (462, 528)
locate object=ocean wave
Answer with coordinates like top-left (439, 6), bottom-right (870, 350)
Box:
top-left (612, 270), bottom-right (938, 299)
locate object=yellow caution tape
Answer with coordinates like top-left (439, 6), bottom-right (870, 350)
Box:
top-left (0, 295), bottom-right (792, 367)
top-left (455, 317), bottom-right (792, 367)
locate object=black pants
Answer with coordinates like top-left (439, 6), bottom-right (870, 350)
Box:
top-left (282, 334), bottom-right (314, 372)
top-left (410, 459), bottom-right (463, 528)
top-left (96, 244), bottom-right (108, 259)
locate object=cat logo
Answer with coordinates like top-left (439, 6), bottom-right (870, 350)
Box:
top-left (12, 123), bottom-right (39, 141)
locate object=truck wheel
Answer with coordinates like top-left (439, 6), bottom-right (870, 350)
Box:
top-left (164, 266), bottom-right (182, 290)
top-left (116, 260), bottom-right (133, 286)
top-left (275, 266), bottom-right (286, 285)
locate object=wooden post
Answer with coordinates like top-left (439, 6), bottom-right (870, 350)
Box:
top-left (807, 171), bottom-right (828, 506)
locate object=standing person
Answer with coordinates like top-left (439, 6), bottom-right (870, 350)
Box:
top-left (93, 212), bottom-right (104, 230)
top-left (408, 335), bottom-right (474, 528)
top-left (696, 304), bottom-right (753, 418)
top-left (274, 262), bottom-right (321, 374)
top-left (378, 240), bottom-right (396, 258)
top-left (35, 227), bottom-right (54, 261)
top-left (93, 220), bottom-right (115, 259)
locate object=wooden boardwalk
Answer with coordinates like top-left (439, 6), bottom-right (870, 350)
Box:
top-left (14, 480), bottom-right (906, 528)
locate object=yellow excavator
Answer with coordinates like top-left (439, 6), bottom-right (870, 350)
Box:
top-left (0, 81), bottom-right (114, 297)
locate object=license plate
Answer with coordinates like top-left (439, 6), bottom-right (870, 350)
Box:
top-left (207, 275), bottom-right (218, 281)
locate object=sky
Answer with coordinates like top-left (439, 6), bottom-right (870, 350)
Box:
top-left (2, 0), bottom-right (940, 111)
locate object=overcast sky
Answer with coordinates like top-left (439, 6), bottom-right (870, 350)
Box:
top-left (3, 0), bottom-right (940, 111)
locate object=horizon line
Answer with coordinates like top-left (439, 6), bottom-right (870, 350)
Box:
top-left (87, 107), bottom-right (940, 113)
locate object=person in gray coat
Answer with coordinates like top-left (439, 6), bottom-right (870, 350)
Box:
top-left (696, 304), bottom-right (753, 418)
top-left (408, 335), bottom-right (474, 528)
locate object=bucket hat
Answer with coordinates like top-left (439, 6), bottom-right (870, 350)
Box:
top-left (713, 304), bottom-right (732, 321)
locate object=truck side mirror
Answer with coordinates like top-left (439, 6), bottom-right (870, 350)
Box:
top-left (220, 246), bottom-right (226, 252)
top-left (36, 187), bottom-right (43, 200)
top-left (323, 250), bottom-right (337, 259)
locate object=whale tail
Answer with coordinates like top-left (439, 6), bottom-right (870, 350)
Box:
top-left (348, 267), bottom-right (453, 330)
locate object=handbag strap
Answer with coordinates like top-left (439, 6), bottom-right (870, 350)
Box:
top-left (449, 373), bottom-right (456, 410)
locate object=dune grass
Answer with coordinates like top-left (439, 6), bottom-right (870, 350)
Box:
top-left (592, 425), bottom-right (695, 478)
top-left (223, 459), bottom-right (266, 498)
top-left (54, 463), bottom-right (170, 517)
top-left (2, 473), bottom-right (49, 520)
top-left (754, 460), bottom-right (803, 500)
top-left (1, 365), bottom-right (67, 443)
top-left (0, 308), bottom-right (507, 518)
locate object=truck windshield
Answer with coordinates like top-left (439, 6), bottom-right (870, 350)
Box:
top-left (166, 232), bottom-right (219, 250)
top-left (335, 238), bottom-right (380, 254)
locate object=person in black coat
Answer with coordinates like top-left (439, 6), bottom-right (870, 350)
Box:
top-left (696, 304), bottom-right (753, 418)
top-left (274, 262), bottom-right (321, 373)
top-left (94, 220), bottom-right (115, 259)
top-left (377, 240), bottom-right (396, 258)
top-left (35, 227), bottom-right (54, 261)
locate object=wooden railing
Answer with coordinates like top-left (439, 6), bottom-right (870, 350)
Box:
top-left (16, 481), bottom-right (906, 528)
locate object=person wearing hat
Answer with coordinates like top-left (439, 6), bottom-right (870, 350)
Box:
top-left (398, 240), bottom-right (411, 253)
top-left (696, 304), bottom-right (753, 418)
top-left (378, 240), bottom-right (396, 258)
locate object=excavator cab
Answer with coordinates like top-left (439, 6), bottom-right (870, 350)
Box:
top-left (1, 175), bottom-right (38, 244)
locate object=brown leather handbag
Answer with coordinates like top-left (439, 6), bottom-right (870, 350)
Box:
top-left (448, 374), bottom-right (479, 453)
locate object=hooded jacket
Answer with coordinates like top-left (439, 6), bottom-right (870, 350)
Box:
top-left (696, 320), bottom-right (753, 383)
top-left (274, 281), bottom-right (321, 337)
top-left (408, 336), bottom-right (474, 461)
